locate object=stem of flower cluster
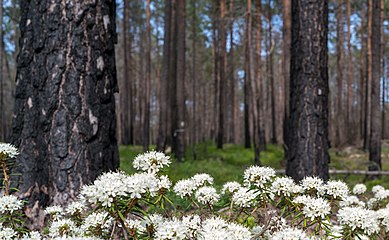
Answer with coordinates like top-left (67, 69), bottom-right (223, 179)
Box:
top-left (1, 159), bottom-right (9, 195)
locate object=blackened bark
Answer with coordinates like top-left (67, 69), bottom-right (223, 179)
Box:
top-left (173, 0), bottom-right (185, 161)
top-left (12, 0), bottom-right (119, 206)
top-left (286, 0), bottom-right (329, 181)
top-left (282, 0), bottom-right (291, 154)
top-left (369, 0), bottom-right (381, 172)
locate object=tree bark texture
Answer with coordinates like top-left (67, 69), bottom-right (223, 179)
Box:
top-left (12, 0), bottom-right (119, 206)
top-left (282, 0), bottom-right (291, 149)
top-left (286, 0), bottom-right (329, 181)
top-left (217, 0), bottom-right (226, 149)
top-left (369, 0), bottom-right (381, 171)
top-left (335, 0), bottom-right (344, 147)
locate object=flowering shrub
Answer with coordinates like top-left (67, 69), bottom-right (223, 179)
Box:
top-left (1, 149), bottom-right (389, 239)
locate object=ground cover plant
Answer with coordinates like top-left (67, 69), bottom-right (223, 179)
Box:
top-left (2, 144), bottom-right (389, 239)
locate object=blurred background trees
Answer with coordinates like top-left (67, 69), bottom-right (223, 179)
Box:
top-left (0, 0), bottom-right (388, 168)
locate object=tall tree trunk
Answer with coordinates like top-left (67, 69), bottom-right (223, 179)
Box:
top-left (267, 0), bottom-right (277, 144)
top-left (346, 0), bottom-right (352, 141)
top-left (192, 0), bottom-right (197, 159)
top-left (174, 0), bottom-right (186, 161)
top-left (369, 0), bottom-right (381, 172)
top-left (217, 0), bottom-right (226, 149)
top-left (12, 0), bottom-right (119, 211)
top-left (381, 0), bottom-right (385, 139)
top-left (364, 0), bottom-right (373, 150)
top-left (335, 0), bottom-right (344, 147)
top-left (229, 0), bottom-right (236, 144)
top-left (143, 0), bottom-right (151, 151)
top-left (360, 1), bottom-right (365, 140)
top-left (244, 33), bottom-right (251, 148)
top-left (286, 0), bottom-right (329, 181)
top-left (282, 0), bottom-right (291, 153)
top-left (157, 1), bottom-right (172, 152)
top-left (0, 0), bottom-right (3, 141)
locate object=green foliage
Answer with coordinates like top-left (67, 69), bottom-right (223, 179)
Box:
top-left (119, 142), bottom-right (284, 186)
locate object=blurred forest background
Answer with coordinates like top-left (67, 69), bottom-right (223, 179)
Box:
top-left (0, 0), bottom-right (388, 161)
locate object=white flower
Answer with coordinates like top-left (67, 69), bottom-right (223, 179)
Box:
top-left (340, 195), bottom-right (366, 208)
top-left (296, 196), bottom-right (331, 221)
top-left (227, 222), bottom-right (252, 240)
top-left (81, 212), bottom-right (113, 236)
top-left (146, 213), bottom-right (165, 229)
top-left (221, 181), bottom-right (241, 195)
top-left (322, 180), bottom-right (349, 199)
top-left (191, 173), bottom-right (214, 187)
top-left (45, 205), bottom-right (63, 219)
top-left (367, 197), bottom-right (378, 209)
top-left (154, 218), bottom-right (187, 240)
top-left (158, 175), bottom-right (172, 190)
top-left (126, 219), bottom-right (147, 234)
top-left (337, 206), bottom-right (380, 235)
top-left (271, 177), bottom-right (302, 197)
top-left (376, 207), bottom-right (389, 232)
top-left (174, 179), bottom-right (197, 198)
top-left (21, 231), bottom-right (42, 240)
top-left (293, 195), bottom-right (309, 205)
top-left (48, 218), bottom-right (79, 237)
top-left (0, 195), bottom-right (23, 213)
top-left (372, 185), bottom-right (385, 194)
top-left (182, 215), bottom-right (201, 238)
top-left (133, 151), bottom-right (171, 174)
top-left (271, 227), bottom-right (311, 240)
top-left (124, 172), bottom-right (159, 198)
top-left (353, 184), bottom-right (367, 195)
top-left (0, 227), bottom-right (17, 240)
top-left (197, 217), bottom-right (230, 240)
top-left (0, 143), bottom-right (19, 159)
top-left (374, 188), bottom-right (389, 201)
top-left (300, 176), bottom-right (324, 194)
top-left (232, 187), bottom-right (260, 208)
top-left (66, 201), bottom-right (85, 215)
top-left (243, 166), bottom-right (275, 188)
top-left (195, 186), bottom-right (220, 205)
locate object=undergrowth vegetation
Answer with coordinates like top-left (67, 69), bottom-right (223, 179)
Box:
top-left (2, 142), bottom-right (389, 239)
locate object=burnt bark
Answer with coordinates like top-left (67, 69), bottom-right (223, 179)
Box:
top-left (282, 0), bottom-right (291, 153)
top-left (286, 0), bottom-right (329, 181)
top-left (12, 0), bottom-right (119, 206)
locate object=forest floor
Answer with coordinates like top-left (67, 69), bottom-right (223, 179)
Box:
top-left (119, 141), bottom-right (389, 189)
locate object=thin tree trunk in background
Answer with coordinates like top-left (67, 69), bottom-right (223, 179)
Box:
top-left (229, 0), bottom-right (236, 143)
top-left (143, 0), bottom-right (151, 151)
top-left (249, 0), bottom-right (261, 165)
top-left (286, 0), bottom-right (329, 181)
top-left (282, 0), bottom-right (291, 152)
top-left (360, 1), bottom-right (365, 140)
top-left (346, 0), bottom-right (352, 140)
top-left (192, 0), bottom-right (197, 159)
top-left (369, 0), bottom-right (381, 172)
top-left (174, 0), bottom-right (186, 161)
top-left (244, 28), bottom-right (251, 149)
top-left (268, 0), bottom-right (277, 145)
top-left (364, 0), bottom-right (372, 150)
top-left (217, 0), bottom-right (226, 149)
top-left (335, 0), bottom-right (344, 147)
top-left (212, 1), bottom-right (219, 142)
top-left (381, 0), bottom-right (385, 139)
top-left (157, 1), bottom-right (172, 152)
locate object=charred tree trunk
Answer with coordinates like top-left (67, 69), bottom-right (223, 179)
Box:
top-left (286, 0), bottom-right (329, 181)
top-left (173, 0), bottom-right (186, 161)
top-left (369, 0), bottom-right (381, 172)
top-left (12, 0), bottom-right (119, 208)
top-left (364, 0), bottom-right (373, 150)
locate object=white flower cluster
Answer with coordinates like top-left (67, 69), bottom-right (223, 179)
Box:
top-left (173, 173), bottom-right (213, 198)
top-left (353, 183), bottom-right (367, 195)
top-left (322, 180), bottom-right (349, 199)
top-left (133, 151), bottom-right (171, 174)
top-left (294, 195), bottom-right (331, 221)
top-left (0, 226), bottom-right (17, 240)
top-left (271, 176), bottom-right (302, 197)
top-left (232, 187), bottom-right (260, 208)
top-left (0, 143), bottom-right (19, 159)
top-left (243, 166), bottom-right (276, 188)
top-left (300, 176), bottom-right (324, 194)
top-left (0, 195), bottom-right (23, 213)
top-left (337, 206), bottom-right (381, 235)
top-left (197, 216), bottom-right (252, 240)
top-left (195, 186), bottom-right (220, 205)
top-left (271, 227), bottom-right (312, 240)
top-left (221, 181), bottom-right (241, 194)
top-left (81, 212), bottom-right (113, 236)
